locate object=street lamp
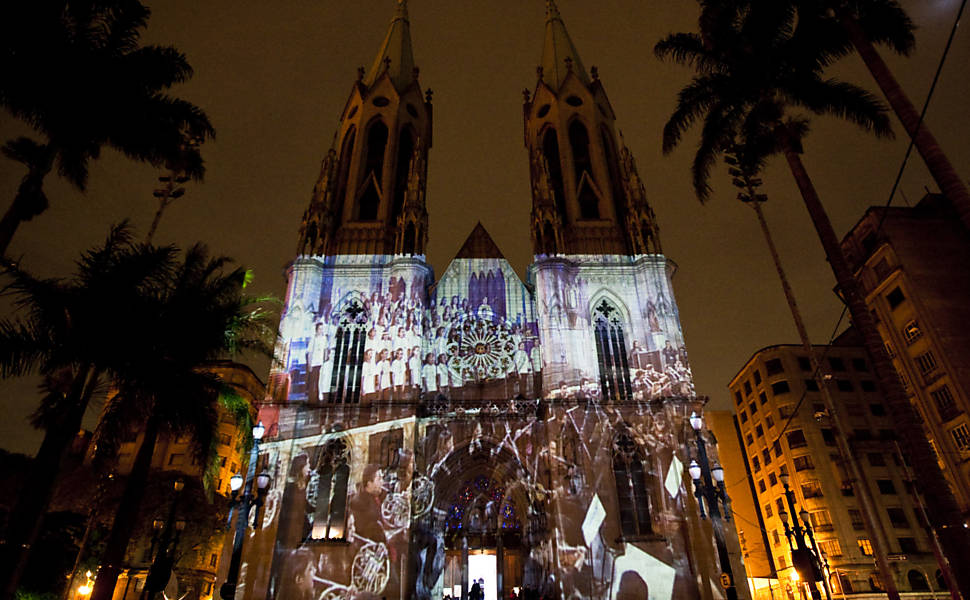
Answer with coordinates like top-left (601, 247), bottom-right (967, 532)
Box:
top-left (688, 412), bottom-right (738, 600)
top-left (144, 478), bottom-right (186, 600)
top-left (779, 475), bottom-right (829, 600)
top-left (219, 422), bottom-right (271, 600)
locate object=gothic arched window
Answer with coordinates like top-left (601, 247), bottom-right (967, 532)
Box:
top-left (336, 127), bottom-right (356, 217)
top-left (613, 431), bottom-right (652, 537)
top-left (592, 299), bottom-right (632, 400)
top-left (310, 440), bottom-right (350, 541)
top-left (542, 128), bottom-right (568, 220)
top-left (328, 299), bottom-right (368, 403)
top-left (601, 127), bottom-right (626, 219)
top-left (357, 121), bottom-right (388, 220)
top-left (392, 128), bottom-right (415, 220)
top-left (569, 121), bottom-right (599, 219)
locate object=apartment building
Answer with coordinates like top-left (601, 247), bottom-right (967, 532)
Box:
top-left (728, 340), bottom-right (943, 599)
top-left (841, 193), bottom-right (970, 515)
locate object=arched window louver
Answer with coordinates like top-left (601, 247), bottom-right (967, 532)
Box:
top-left (310, 439), bottom-right (350, 541)
top-left (613, 431), bottom-right (652, 537)
top-left (592, 299), bottom-right (632, 400)
top-left (328, 299), bottom-right (368, 403)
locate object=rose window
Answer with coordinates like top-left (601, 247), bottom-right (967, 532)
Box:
top-left (447, 318), bottom-right (515, 380)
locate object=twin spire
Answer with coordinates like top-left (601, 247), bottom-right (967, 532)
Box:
top-left (541, 0), bottom-right (590, 88)
top-left (364, 0), bottom-right (416, 91)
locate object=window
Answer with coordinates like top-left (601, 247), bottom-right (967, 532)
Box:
top-left (778, 405), bottom-right (792, 419)
top-left (752, 456), bottom-right (761, 473)
top-left (768, 472), bottom-right (778, 486)
top-left (902, 320), bottom-right (922, 344)
top-left (932, 385), bottom-right (956, 417)
top-left (793, 455), bottom-right (815, 471)
top-left (849, 509), bottom-right (865, 530)
top-left (765, 415), bottom-right (775, 429)
top-left (836, 379), bottom-right (854, 392)
top-left (168, 453), bottom-right (184, 466)
top-left (884, 341), bottom-right (896, 359)
top-left (771, 381), bottom-right (791, 395)
top-left (764, 503), bottom-right (773, 517)
top-left (804, 378), bottom-right (819, 391)
top-left (867, 453), bottom-right (885, 466)
top-left (786, 430), bottom-right (807, 449)
top-left (759, 391), bottom-right (768, 405)
top-left (753, 370), bottom-right (762, 384)
top-left (209, 553), bottom-right (218, 567)
top-left (758, 479), bottom-right (766, 493)
top-left (797, 356), bottom-right (812, 372)
top-left (887, 507), bottom-right (909, 528)
top-left (744, 381), bottom-right (752, 395)
top-left (854, 429), bottom-right (873, 441)
top-left (898, 538), bottom-right (919, 554)
top-left (569, 121), bottom-right (600, 219)
top-left (762, 448), bottom-right (772, 466)
top-left (773, 530), bottom-right (781, 546)
top-left (776, 498), bottom-right (786, 513)
top-left (811, 510), bottom-right (833, 531)
top-left (749, 402), bottom-right (758, 415)
top-left (309, 439), bottom-right (351, 541)
top-left (746, 433), bottom-right (754, 446)
top-left (219, 433), bottom-right (232, 446)
top-left (851, 358), bottom-right (868, 372)
top-left (951, 424), bottom-right (970, 452)
top-left (828, 357), bottom-right (846, 372)
top-left (821, 429), bottom-right (836, 446)
top-left (915, 351), bottom-right (938, 375)
top-left (801, 480), bottom-right (823, 498)
top-left (327, 299), bottom-right (369, 403)
top-left (357, 121), bottom-right (388, 220)
top-left (861, 380), bottom-right (876, 392)
top-left (886, 286), bottom-right (905, 309)
top-left (877, 479), bottom-right (896, 494)
top-left (858, 538), bottom-right (874, 556)
top-left (613, 432), bottom-right (653, 537)
top-left (740, 411), bottom-right (748, 424)
top-left (391, 128), bottom-right (415, 220)
top-left (593, 300), bottom-right (632, 401)
top-left (841, 481), bottom-right (854, 496)
top-left (819, 539), bottom-right (843, 557)
top-left (755, 424), bottom-right (764, 438)
top-left (219, 455), bottom-right (227, 467)
top-left (773, 440), bottom-right (783, 458)
top-left (734, 391), bottom-right (743, 405)
top-left (873, 257), bottom-right (892, 279)
top-left (765, 358), bottom-right (784, 375)
top-left (870, 403), bottom-right (887, 416)
top-left (230, 462), bottom-right (239, 474)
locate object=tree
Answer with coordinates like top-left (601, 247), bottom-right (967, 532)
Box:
top-left (0, 0), bottom-right (214, 256)
top-left (656, 2), bottom-right (970, 596)
top-left (0, 226), bottom-right (175, 600)
top-left (87, 246), bottom-right (275, 600)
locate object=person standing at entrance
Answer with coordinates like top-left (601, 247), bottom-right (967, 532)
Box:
top-left (470, 579), bottom-right (483, 600)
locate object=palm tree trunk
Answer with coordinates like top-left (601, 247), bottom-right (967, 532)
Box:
top-left (840, 16), bottom-right (970, 233)
top-left (0, 365), bottom-right (100, 600)
top-left (91, 413), bottom-right (161, 600)
top-left (776, 130), bottom-right (970, 599)
top-left (748, 199), bottom-right (900, 600)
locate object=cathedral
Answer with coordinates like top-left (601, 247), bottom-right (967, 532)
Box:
top-left (241, 2), bottom-right (747, 599)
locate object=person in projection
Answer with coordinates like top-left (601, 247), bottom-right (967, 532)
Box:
top-left (407, 345), bottom-right (422, 396)
top-left (390, 348), bottom-right (406, 398)
top-left (278, 547), bottom-right (317, 600)
top-left (477, 296), bottom-right (493, 320)
top-left (436, 354), bottom-right (451, 396)
top-left (661, 340), bottom-right (678, 368)
top-left (279, 453), bottom-right (312, 548)
top-left (349, 464), bottom-right (387, 546)
top-left (422, 353), bottom-right (438, 396)
top-left (306, 322), bottom-right (327, 403)
top-left (448, 354), bottom-right (463, 392)
top-left (361, 349), bottom-right (377, 401)
top-left (514, 341), bottom-right (531, 393)
top-left (629, 339), bottom-right (650, 370)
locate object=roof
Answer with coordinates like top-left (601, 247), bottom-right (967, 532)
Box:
top-left (364, 0), bottom-right (416, 91)
top-left (455, 222), bottom-right (506, 259)
top-left (541, 0), bottom-right (590, 89)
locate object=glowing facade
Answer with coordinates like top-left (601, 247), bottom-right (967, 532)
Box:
top-left (239, 3), bottom-right (747, 599)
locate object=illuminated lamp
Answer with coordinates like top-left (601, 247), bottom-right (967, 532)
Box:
top-left (256, 471), bottom-right (271, 490)
top-left (252, 421), bottom-right (266, 440)
top-left (711, 463), bottom-right (725, 483)
top-left (780, 472), bottom-right (790, 487)
top-left (800, 508), bottom-right (811, 527)
top-left (779, 509), bottom-right (789, 525)
top-left (230, 473), bottom-right (244, 492)
top-left (689, 412), bottom-right (703, 431)
top-left (688, 460), bottom-right (702, 481)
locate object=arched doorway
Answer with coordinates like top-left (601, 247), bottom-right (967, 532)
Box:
top-left (411, 440), bottom-right (548, 600)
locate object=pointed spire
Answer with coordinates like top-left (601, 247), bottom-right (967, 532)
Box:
top-left (455, 223), bottom-right (506, 259)
top-left (364, 0), bottom-right (416, 91)
top-left (541, 0), bottom-right (590, 89)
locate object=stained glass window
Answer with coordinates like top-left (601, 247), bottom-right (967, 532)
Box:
top-left (593, 299), bottom-right (632, 400)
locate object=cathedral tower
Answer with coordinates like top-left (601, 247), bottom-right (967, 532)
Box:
top-left (524, 0), bottom-right (660, 256)
top-left (297, 0), bottom-right (431, 257)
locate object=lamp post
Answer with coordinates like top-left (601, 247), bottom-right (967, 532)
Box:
top-left (143, 478), bottom-right (186, 600)
top-left (219, 422), bottom-right (271, 600)
top-left (689, 412), bottom-right (738, 600)
top-left (778, 473), bottom-right (827, 600)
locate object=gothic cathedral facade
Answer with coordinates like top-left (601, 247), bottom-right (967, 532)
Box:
top-left (242, 3), bottom-right (747, 599)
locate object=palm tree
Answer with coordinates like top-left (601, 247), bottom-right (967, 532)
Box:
top-left (656, 4), bottom-right (970, 597)
top-left (87, 246), bottom-right (275, 600)
top-left (0, 0), bottom-right (214, 256)
top-left (0, 225), bottom-right (175, 599)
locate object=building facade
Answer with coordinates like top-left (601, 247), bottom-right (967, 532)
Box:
top-left (728, 341), bottom-right (944, 600)
top-left (106, 361), bottom-right (265, 600)
top-left (238, 2), bottom-right (747, 600)
top-left (841, 194), bottom-right (970, 516)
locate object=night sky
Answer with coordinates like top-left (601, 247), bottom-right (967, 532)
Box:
top-left (1, 1), bottom-right (967, 454)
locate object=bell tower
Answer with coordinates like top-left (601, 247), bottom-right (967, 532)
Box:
top-left (524, 0), bottom-right (660, 256)
top-left (298, 0), bottom-right (432, 257)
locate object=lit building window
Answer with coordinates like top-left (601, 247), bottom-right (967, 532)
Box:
top-left (902, 320), bottom-right (922, 344)
top-left (951, 424), bottom-right (970, 452)
top-left (857, 538), bottom-right (874, 556)
top-left (914, 350), bottom-right (938, 376)
top-left (818, 538), bottom-right (842, 556)
top-left (612, 431), bottom-right (652, 537)
top-left (592, 299), bottom-right (632, 401)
